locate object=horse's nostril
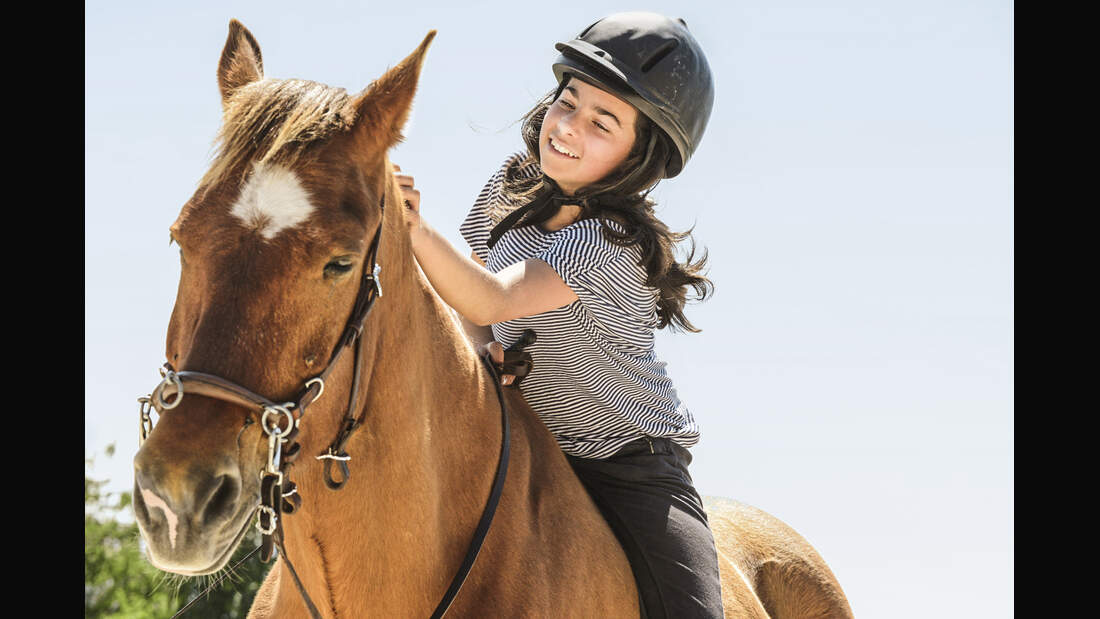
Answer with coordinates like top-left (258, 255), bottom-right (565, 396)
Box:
top-left (199, 474), bottom-right (241, 526)
top-left (132, 482), bottom-right (151, 522)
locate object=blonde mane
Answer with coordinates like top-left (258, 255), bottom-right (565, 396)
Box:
top-left (200, 78), bottom-right (358, 190)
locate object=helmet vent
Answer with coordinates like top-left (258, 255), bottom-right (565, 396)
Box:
top-left (640, 39), bottom-right (680, 73)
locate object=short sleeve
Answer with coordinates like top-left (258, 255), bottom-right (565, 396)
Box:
top-left (459, 151), bottom-right (536, 263)
top-left (537, 219), bottom-right (658, 332)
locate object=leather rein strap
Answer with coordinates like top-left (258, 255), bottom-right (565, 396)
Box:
top-left (143, 191), bottom-right (513, 618)
top-left (431, 353), bottom-right (511, 619)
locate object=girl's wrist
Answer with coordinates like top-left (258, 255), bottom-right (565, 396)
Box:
top-left (408, 218), bottom-right (429, 251)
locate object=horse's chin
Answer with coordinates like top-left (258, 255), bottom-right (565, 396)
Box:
top-left (142, 502), bottom-right (257, 576)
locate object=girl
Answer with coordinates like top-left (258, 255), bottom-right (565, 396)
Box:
top-left (399, 12), bottom-right (722, 618)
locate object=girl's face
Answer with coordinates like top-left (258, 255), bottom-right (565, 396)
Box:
top-left (538, 77), bottom-right (638, 196)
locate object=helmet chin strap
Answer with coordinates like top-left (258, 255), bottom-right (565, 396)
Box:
top-left (487, 165), bottom-right (651, 251)
top-left (487, 174), bottom-right (575, 249)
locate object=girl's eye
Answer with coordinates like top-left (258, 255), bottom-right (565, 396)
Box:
top-left (558, 99), bottom-right (575, 110)
top-left (324, 258), bottom-right (355, 279)
top-left (594, 121), bottom-right (609, 133)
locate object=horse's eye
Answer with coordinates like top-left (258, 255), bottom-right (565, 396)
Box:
top-left (324, 257), bottom-right (355, 279)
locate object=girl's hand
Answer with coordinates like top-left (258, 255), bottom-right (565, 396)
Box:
top-left (478, 331), bottom-right (536, 387)
top-left (392, 163), bottom-right (421, 233)
top-left (478, 341), bottom-right (516, 386)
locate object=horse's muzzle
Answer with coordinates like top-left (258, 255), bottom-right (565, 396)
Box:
top-left (132, 447), bottom-right (252, 574)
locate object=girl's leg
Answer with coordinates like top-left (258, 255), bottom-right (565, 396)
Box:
top-left (566, 438), bottom-right (725, 619)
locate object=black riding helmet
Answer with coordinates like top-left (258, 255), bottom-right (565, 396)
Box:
top-left (552, 12), bottom-right (715, 178)
top-left (487, 13), bottom-right (715, 249)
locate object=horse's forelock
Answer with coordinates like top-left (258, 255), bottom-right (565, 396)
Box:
top-left (200, 78), bottom-right (358, 191)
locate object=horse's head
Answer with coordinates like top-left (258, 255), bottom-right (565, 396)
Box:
top-left (133, 20), bottom-right (434, 575)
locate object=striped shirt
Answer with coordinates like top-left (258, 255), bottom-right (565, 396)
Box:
top-left (459, 151), bottom-right (700, 459)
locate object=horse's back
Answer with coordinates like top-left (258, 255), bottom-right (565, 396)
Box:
top-left (703, 496), bottom-right (855, 619)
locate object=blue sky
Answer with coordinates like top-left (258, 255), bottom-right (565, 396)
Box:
top-left (85, 1), bottom-right (1013, 616)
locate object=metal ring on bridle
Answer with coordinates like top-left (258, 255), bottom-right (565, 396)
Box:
top-left (261, 404), bottom-right (295, 437)
top-left (156, 370), bottom-right (184, 410)
top-left (256, 505), bottom-right (278, 535)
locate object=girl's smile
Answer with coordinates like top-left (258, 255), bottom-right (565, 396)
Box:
top-left (547, 136), bottom-right (580, 159)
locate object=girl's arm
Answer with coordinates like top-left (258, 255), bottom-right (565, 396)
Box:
top-left (407, 219), bottom-right (577, 326)
top-left (460, 252), bottom-right (498, 346)
top-left (394, 164), bottom-right (577, 326)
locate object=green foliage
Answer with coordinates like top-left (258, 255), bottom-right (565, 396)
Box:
top-left (85, 446), bottom-right (271, 618)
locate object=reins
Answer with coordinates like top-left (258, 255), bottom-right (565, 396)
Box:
top-left (432, 353), bottom-right (511, 619)
top-left (140, 189), bottom-right (513, 618)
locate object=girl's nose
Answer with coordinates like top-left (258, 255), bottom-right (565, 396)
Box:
top-left (557, 111), bottom-right (579, 136)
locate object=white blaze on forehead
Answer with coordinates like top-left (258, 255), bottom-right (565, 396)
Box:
top-left (140, 487), bottom-right (180, 549)
top-left (229, 162), bottom-right (315, 239)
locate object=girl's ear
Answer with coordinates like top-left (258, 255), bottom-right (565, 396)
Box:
top-left (351, 31), bottom-right (437, 160)
top-left (217, 19), bottom-right (264, 108)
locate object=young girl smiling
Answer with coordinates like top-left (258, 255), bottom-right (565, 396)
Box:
top-left (399, 12), bottom-right (722, 617)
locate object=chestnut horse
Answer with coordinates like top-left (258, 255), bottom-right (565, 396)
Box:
top-left (132, 20), bottom-right (854, 619)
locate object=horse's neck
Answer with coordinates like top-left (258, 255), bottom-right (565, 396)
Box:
top-left (367, 261), bottom-right (498, 448)
top-left (280, 206), bottom-right (507, 612)
top-left (364, 196), bottom-right (496, 445)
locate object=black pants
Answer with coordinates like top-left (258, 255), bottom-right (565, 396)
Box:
top-left (566, 437), bottom-right (725, 619)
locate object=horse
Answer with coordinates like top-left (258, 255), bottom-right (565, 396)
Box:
top-left (132, 20), bottom-right (855, 618)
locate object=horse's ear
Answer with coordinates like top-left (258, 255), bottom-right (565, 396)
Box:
top-left (352, 30), bottom-right (437, 156)
top-left (217, 19), bottom-right (264, 107)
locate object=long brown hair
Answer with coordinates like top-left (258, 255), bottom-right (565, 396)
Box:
top-left (501, 82), bottom-right (713, 333)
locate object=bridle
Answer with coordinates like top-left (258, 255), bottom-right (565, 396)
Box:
top-left (137, 190), bottom-right (512, 619)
